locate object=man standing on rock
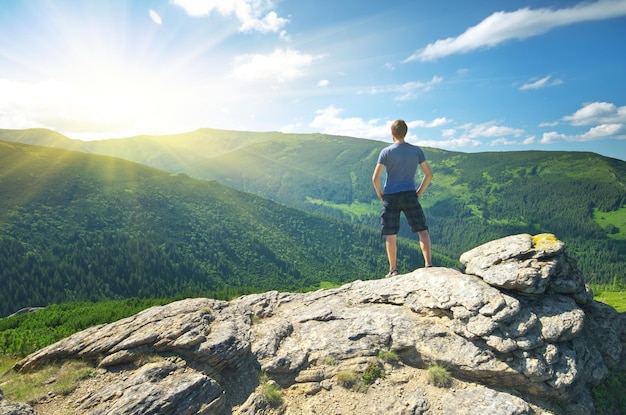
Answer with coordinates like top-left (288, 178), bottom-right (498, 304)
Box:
top-left (372, 119), bottom-right (433, 276)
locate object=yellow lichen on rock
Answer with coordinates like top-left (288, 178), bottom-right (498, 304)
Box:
top-left (532, 233), bottom-right (558, 250)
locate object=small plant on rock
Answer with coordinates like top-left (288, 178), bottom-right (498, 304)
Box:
top-left (426, 364), bottom-right (451, 388)
top-left (322, 356), bottom-right (338, 366)
top-left (336, 370), bottom-right (359, 389)
top-left (362, 362), bottom-right (384, 385)
top-left (377, 349), bottom-right (399, 363)
top-left (261, 381), bottom-right (282, 407)
top-left (258, 373), bottom-right (282, 407)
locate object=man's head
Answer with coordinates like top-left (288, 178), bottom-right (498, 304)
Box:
top-left (391, 119), bottom-right (408, 140)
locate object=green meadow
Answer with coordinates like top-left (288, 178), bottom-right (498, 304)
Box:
top-left (593, 290), bottom-right (626, 312)
top-left (594, 206), bottom-right (626, 240)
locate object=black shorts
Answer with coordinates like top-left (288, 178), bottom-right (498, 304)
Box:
top-left (380, 191), bottom-right (428, 235)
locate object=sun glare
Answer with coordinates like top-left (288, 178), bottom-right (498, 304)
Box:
top-left (7, 2), bottom-right (220, 140)
top-left (56, 52), bottom-right (260, 140)
top-left (2, 1), bottom-right (306, 140)
top-left (45, 61), bottom-right (178, 139)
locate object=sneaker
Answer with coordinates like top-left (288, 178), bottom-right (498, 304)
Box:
top-left (385, 269), bottom-right (399, 278)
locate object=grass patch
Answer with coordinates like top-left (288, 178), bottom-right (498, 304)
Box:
top-left (593, 207), bottom-right (626, 240)
top-left (426, 364), bottom-right (451, 388)
top-left (0, 355), bottom-right (18, 377)
top-left (593, 290), bottom-right (626, 313)
top-left (1, 360), bottom-right (95, 403)
top-left (260, 382), bottom-right (282, 407)
top-left (592, 371), bottom-right (626, 415)
top-left (377, 349), bottom-right (399, 363)
top-left (319, 281), bottom-right (341, 289)
top-left (306, 197), bottom-right (379, 219)
top-left (361, 362), bottom-right (384, 385)
top-left (336, 370), bottom-right (359, 389)
top-left (258, 373), bottom-right (282, 407)
top-left (335, 362), bottom-right (385, 393)
top-left (321, 356), bottom-right (338, 366)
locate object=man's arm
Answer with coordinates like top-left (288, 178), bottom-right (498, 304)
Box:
top-left (372, 163), bottom-right (385, 200)
top-left (416, 160), bottom-right (433, 197)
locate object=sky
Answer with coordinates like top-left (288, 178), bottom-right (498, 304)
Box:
top-left (1, 0), bottom-right (625, 161)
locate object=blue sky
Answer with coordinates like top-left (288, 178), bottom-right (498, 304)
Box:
top-left (1, 0), bottom-right (625, 161)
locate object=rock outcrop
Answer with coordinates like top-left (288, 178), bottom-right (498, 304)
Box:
top-left (5, 233), bottom-right (626, 415)
top-left (0, 389), bottom-right (35, 415)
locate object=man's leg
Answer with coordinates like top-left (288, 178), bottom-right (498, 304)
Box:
top-left (418, 229), bottom-right (432, 267)
top-left (385, 234), bottom-right (397, 272)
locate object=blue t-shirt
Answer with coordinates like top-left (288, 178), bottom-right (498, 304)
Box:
top-left (377, 143), bottom-right (426, 195)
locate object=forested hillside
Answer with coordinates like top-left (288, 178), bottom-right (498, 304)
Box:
top-left (1, 128), bottom-right (625, 285)
top-left (185, 140), bottom-right (626, 283)
top-left (0, 140), bottom-right (450, 317)
top-left (433, 151), bottom-right (626, 280)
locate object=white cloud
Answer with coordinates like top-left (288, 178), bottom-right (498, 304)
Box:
top-left (539, 131), bottom-right (567, 144)
top-left (538, 101), bottom-right (626, 144)
top-left (309, 106), bottom-right (451, 142)
top-left (309, 105), bottom-right (386, 139)
top-left (491, 137), bottom-right (520, 146)
top-left (539, 121), bottom-right (559, 127)
top-left (491, 135), bottom-right (536, 146)
top-left (409, 117), bottom-right (452, 129)
top-left (425, 117), bottom-right (451, 128)
top-left (430, 121), bottom-right (527, 149)
top-left (317, 79), bottom-right (329, 87)
top-left (149, 9), bottom-right (162, 25)
top-left (363, 76), bottom-right (443, 101)
top-left (172, 0), bottom-right (289, 33)
top-left (464, 121), bottom-right (525, 139)
top-left (562, 101), bottom-right (626, 126)
top-left (519, 74), bottom-right (563, 90)
top-left (395, 77), bottom-right (443, 100)
top-left (240, 10), bottom-right (287, 32)
top-left (405, 0), bottom-right (626, 62)
top-left (579, 123), bottom-right (625, 138)
top-left (541, 124), bottom-right (626, 143)
top-left (308, 108), bottom-right (530, 151)
top-left (419, 136), bottom-right (483, 149)
top-left (232, 49), bottom-right (321, 82)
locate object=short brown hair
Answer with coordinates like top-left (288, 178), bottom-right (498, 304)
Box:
top-left (391, 119), bottom-right (408, 139)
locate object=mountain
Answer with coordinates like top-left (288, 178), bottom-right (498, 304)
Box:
top-left (0, 140), bottom-right (445, 317)
top-left (0, 128), bottom-right (82, 150)
top-left (1, 128), bottom-right (624, 285)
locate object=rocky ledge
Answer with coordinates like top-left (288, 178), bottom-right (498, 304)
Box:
top-left (3, 233), bottom-right (625, 415)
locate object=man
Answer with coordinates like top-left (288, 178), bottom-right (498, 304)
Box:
top-left (372, 119), bottom-right (433, 277)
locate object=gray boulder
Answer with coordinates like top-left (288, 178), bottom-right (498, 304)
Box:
top-left (0, 389), bottom-right (36, 415)
top-left (10, 233), bottom-right (625, 415)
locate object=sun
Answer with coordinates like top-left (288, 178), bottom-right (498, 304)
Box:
top-left (47, 29), bottom-right (179, 138)
top-left (3, 2), bottom-right (249, 140)
top-left (10, 3), bottom-right (206, 140)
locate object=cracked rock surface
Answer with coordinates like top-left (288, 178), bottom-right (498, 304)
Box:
top-left (4, 233), bottom-right (625, 415)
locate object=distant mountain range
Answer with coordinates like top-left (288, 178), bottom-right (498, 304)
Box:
top-left (1, 128), bottom-right (624, 315)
